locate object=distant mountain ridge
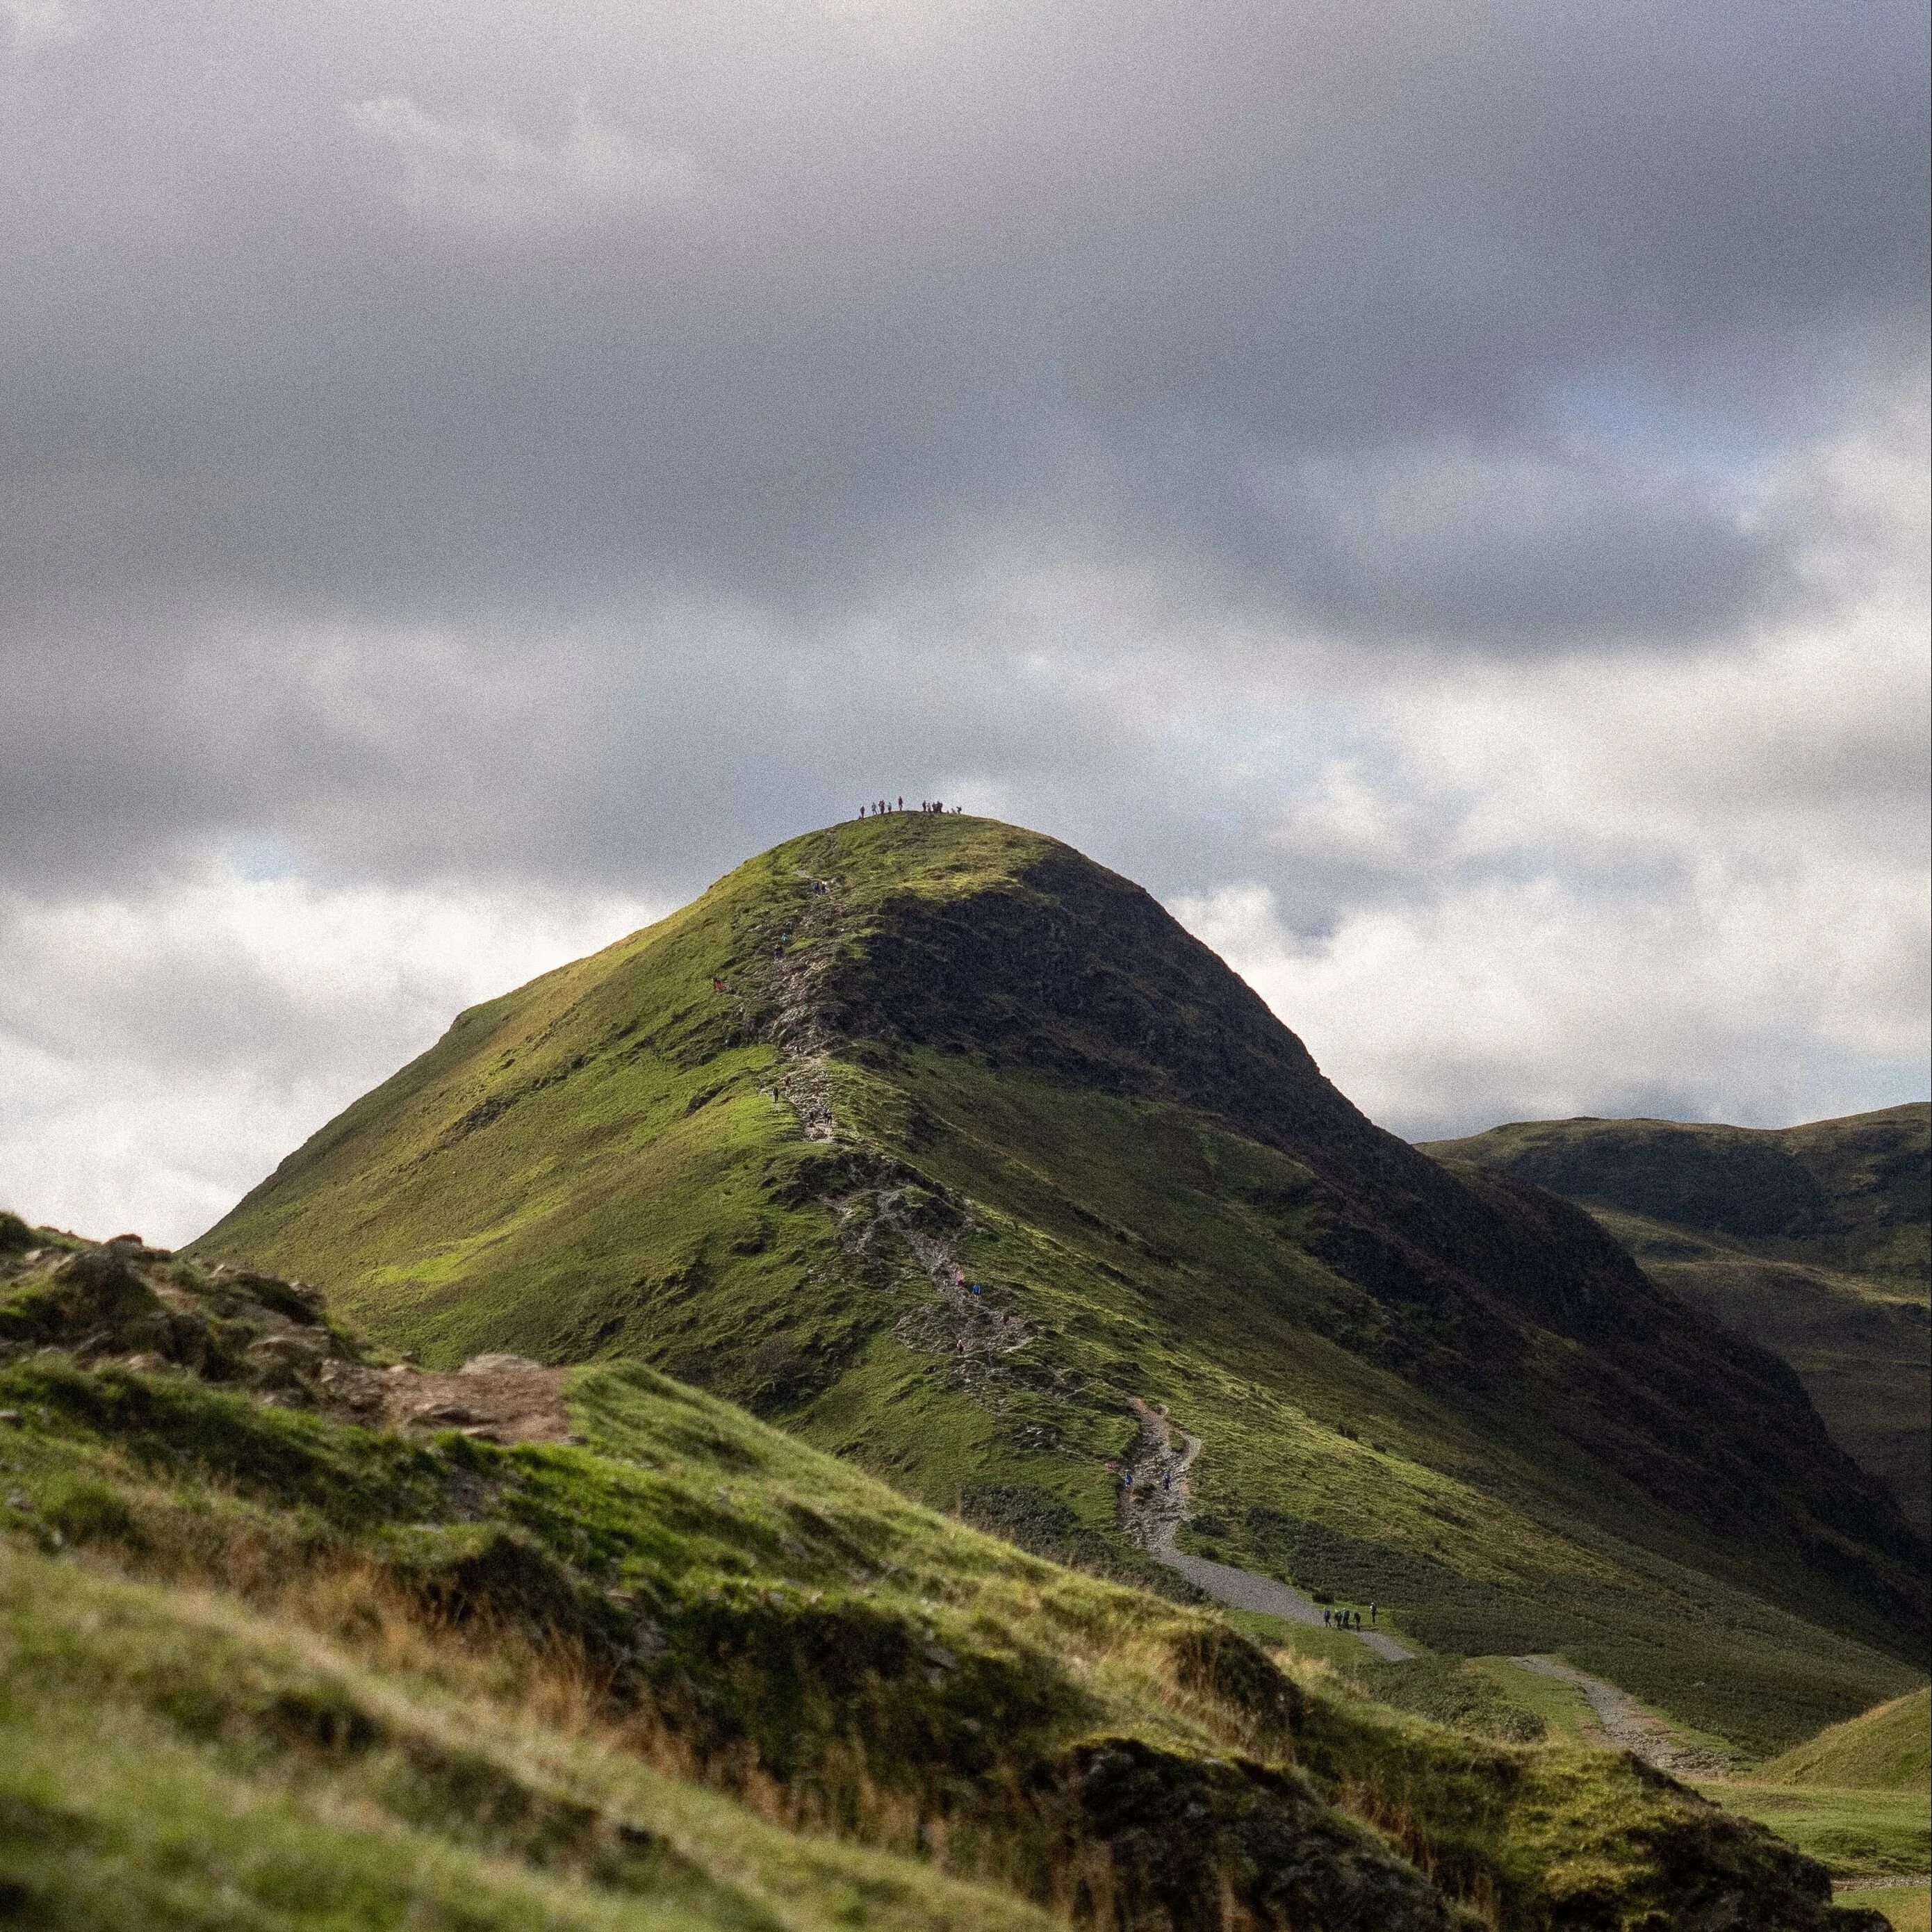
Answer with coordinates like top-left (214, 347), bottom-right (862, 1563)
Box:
top-left (1426, 1107), bottom-right (1931, 1536)
top-left (197, 816), bottom-right (1928, 1755)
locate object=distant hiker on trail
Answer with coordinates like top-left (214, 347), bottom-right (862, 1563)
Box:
top-left (1322, 1608), bottom-right (1331, 1626)
top-left (1370, 1603), bottom-right (1377, 1625)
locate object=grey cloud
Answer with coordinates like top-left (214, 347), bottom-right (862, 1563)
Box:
top-left (1, 0), bottom-right (1923, 648)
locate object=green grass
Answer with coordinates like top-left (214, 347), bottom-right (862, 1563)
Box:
top-left (0, 1544), bottom-right (1054, 1932)
top-left (1839, 1883), bottom-right (1930, 1931)
top-left (1761, 1689), bottom-right (1932, 1791)
top-left (188, 816), bottom-right (1926, 1767)
top-left (1, 1238), bottom-right (1885, 1931)
top-left (1693, 1781), bottom-right (1928, 1881)
top-left (1421, 1107), bottom-right (1931, 1288)
top-left (1691, 1692), bottom-right (1931, 1890)
top-left (1463, 1659), bottom-right (1602, 1749)
top-left (835, 1051), bottom-right (1922, 1756)
top-left (1585, 1203), bottom-right (1930, 1538)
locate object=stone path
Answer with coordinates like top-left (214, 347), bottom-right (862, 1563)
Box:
top-left (1122, 1396), bottom-right (1414, 1661)
top-left (1507, 1653), bottom-right (1735, 1776)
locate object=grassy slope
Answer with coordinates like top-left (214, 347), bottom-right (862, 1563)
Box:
top-left (1696, 1777), bottom-right (1926, 1883)
top-left (1760, 1690), bottom-right (1932, 1791)
top-left (1849, 1889), bottom-right (1929, 1932)
top-left (1696, 1691), bottom-right (1931, 1885)
top-left (193, 819), bottom-right (1925, 1762)
top-left (0, 1550), bottom-right (1051, 1932)
top-left (1424, 1110), bottom-right (1931, 1535)
top-left (6, 1236), bottom-right (1888, 1931)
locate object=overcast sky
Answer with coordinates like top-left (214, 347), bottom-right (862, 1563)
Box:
top-left (3, 0), bottom-right (1927, 1245)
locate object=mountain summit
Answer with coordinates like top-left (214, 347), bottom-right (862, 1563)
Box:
top-left (199, 815), bottom-right (1927, 1755)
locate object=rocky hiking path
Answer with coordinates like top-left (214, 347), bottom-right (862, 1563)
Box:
top-left (1506, 1654), bottom-right (1736, 1777)
top-left (741, 854), bottom-right (1036, 1402)
top-left (740, 858), bottom-right (847, 1143)
top-left (1122, 1397), bottom-right (1413, 1661)
top-left (318, 1350), bottom-right (578, 1445)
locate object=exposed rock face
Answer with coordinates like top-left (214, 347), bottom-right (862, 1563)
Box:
top-left (0, 1238), bottom-right (573, 1443)
top-left (0, 1242), bottom-right (345, 1390)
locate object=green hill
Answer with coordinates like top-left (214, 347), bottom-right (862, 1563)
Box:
top-left (0, 1220), bottom-right (1894, 1929)
top-left (1695, 1691), bottom-right (1931, 1888)
top-left (1761, 1689), bottom-right (1932, 1792)
top-left (195, 815), bottom-right (1926, 1761)
top-left (1424, 1109), bottom-right (1931, 1534)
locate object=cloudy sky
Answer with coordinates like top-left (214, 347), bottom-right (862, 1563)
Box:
top-left (3, 0), bottom-right (1926, 1245)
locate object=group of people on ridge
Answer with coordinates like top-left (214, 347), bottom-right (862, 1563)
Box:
top-left (858, 798), bottom-right (962, 817)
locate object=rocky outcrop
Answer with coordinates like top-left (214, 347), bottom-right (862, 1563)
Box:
top-left (0, 1234), bottom-right (572, 1444)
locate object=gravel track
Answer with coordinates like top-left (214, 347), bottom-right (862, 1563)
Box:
top-left (1122, 1396), bottom-right (1413, 1660)
top-left (1507, 1653), bottom-right (1736, 1776)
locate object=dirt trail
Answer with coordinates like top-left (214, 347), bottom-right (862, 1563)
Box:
top-left (1122, 1397), bottom-right (1412, 1660)
top-left (316, 1353), bottom-right (576, 1446)
top-left (742, 855), bottom-right (848, 1143)
top-left (1119, 1405), bottom-right (1738, 1771)
top-left (1507, 1653), bottom-right (1735, 1777)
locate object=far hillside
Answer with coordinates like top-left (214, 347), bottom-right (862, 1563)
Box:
top-left (1425, 1107), bottom-right (1931, 1536)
